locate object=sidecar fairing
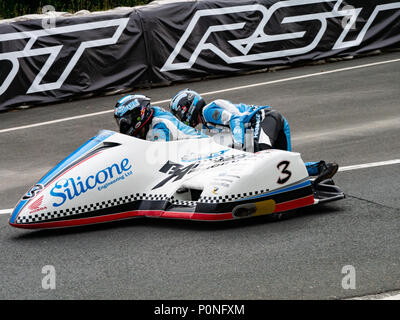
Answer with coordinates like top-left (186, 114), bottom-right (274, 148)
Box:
top-left (9, 130), bottom-right (344, 229)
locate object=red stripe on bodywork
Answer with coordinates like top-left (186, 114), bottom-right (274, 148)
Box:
top-left (9, 210), bottom-right (234, 229)
top-left (160, 211), bottom-right (233, 220)
top-left (10, 196), bottom-right (316, 230)
top-left (274, 195), bottom-right (315, 212)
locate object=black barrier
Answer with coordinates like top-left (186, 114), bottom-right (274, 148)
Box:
top-left (0, 9), bottom-right (149, 111)
top-left (1, 0), bottom-right (400, 111)
top-left (149, 0), bottom-right (400, 81)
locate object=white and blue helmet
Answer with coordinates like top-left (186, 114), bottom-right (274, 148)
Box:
top-left (170, 89), bottom-right (206, 127)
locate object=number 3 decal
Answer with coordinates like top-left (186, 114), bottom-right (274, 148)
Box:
top-left (277, 161), bottom-right (292, 184)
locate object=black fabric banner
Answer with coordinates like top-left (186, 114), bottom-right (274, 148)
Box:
top-left (1, 0), bottom-right (399, 111)
top-left (0, 10), bottom-right (148, 110)
top-left (148, 0), bottom-right (400, 81)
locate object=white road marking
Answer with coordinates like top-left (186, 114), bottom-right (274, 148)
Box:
top-left (339, 159), bottom-right (400, 172)
top-left (196, 58), bottom-right (400, 97)
top-left (1, 57), bottom-right (400, 134)
top-left (0, 158), bottom-right (399, 215)
top-left (0, 110), bottom-right (118, 134)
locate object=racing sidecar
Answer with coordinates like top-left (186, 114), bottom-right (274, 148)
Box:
top-left (9, 130), bottom-right (344, 229)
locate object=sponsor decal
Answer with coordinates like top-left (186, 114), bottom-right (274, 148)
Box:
top-left (22, 184), bottom-right (44, 200)
top-left (212, 110), bottom-right (220, 121)
top-left (28, 195), bottom-right (47, 214)
top-left (50, 158), bottom-right (132, 207)
top-left (0, 18), bottom-right (129, 96)
top-left (253, 113), bottom-right (261, 140)
top-left (153, 153), bottom-right (255, 189)
top-left (212, 187), bottom-right (219, 194)
top-left (181, 149), bottom-right (230, 162)
top-left (115, 99), bottom-right (140, 117)
top-left (153, 161), bottom-right (198, 190)
top-left (210, 172), bottom-right (238, 190)
top-left (161, 0), bottom-right (400, 72)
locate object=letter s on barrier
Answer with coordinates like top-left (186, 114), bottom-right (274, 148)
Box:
top-left (161, 1), bottom-right (333, 71)
top-left (161, 0), bottom-right (400, 72)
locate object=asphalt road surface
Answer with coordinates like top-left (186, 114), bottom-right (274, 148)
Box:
top-left (0, 51), bottom-right (399, 299)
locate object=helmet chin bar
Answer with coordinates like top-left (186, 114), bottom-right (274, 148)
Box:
top-left (189, 99), bottom-right (206, 127)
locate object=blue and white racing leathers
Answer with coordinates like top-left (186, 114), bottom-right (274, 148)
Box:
top-left (201, 99), bottom-right (320, 176)
top-left (201, 99), bottom-right (289, 149)
top-left (146, 106), bottom-right (208, 141)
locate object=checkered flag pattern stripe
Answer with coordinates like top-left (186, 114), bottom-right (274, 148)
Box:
top-left (17, 193), bottom-right (169, 224)
top-left (17, 188), bottom-right (272, 224)
top-left (198, 190), bottom-right (267, 203)
top-left (169, 196), bottom-right (197, 206)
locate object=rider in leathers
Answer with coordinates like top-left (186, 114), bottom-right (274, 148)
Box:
top-left (170, 89), bottom-right (339, 184)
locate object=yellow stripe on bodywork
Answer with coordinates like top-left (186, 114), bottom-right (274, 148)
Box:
top-left (254, 199), bottom-right (276, 216)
